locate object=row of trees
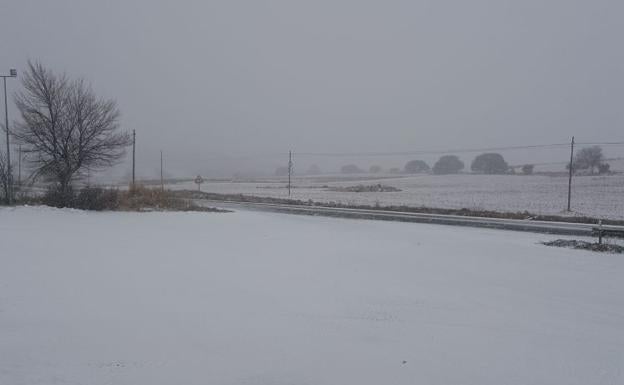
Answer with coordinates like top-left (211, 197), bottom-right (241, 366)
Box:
top-left (276, 156), bottom-right (464, 176)
top-left (404, 148), bottom-right (610, 175)
top-left (280, 147), bottom-right (612, 177)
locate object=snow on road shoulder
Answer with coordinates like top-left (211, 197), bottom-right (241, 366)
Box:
top-left (1, 206), bottom-right (623, 385)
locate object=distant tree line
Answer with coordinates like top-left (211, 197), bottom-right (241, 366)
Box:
top-left (287, 145), bottom-right (612, 177)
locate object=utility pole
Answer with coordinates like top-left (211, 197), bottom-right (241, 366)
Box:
top-left (132, 129), bottom-right (136, 190)
top-left (17, 144), bottom-right (21, 189)
top-left (160, 150), bottom-right (164, 192)
top-left (567, 136), bottom-right (574, 211)
top-left (288, 150), bottom-right (293, 197)
top-left (2, 69), bottom-right (17, 204)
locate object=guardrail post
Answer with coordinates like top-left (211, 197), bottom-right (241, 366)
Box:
top-left (598, 220), bottom-right (603, 244)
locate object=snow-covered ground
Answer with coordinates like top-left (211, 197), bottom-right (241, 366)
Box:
top-left (1, 206), bottom-right (623, 385)
top-left (167, 173), bottom-right (624, 220)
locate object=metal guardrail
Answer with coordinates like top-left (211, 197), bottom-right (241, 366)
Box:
top-left (592, 224), bottom-right (624, 244)
top-left (196, 199), bottom-right (623, 238)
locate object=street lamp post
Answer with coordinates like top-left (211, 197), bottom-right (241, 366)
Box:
top-left (2, 68), bottom-right (17, 204)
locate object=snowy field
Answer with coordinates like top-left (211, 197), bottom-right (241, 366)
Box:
top-left (168, 173), bottom-right (624, 220)
top-left (1, 206), bottom-right (624, 385)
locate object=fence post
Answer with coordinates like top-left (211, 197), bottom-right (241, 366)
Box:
top-left (288, 150), bottom-right (293, 197)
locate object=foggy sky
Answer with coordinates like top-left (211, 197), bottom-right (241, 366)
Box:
top-left (1, 0), bottom-right (623, 179)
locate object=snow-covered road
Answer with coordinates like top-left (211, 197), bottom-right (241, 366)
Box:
top-left (1, 206), bottom-right (623, 385)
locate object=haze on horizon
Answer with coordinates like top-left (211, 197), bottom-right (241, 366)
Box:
top-left (1, 0), bottom-right (623, 179)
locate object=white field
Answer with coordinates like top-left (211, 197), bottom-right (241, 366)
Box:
top-left (1, 206), bottom-right (623, 385)
top-left (169, 173), bottom-right (624, 220)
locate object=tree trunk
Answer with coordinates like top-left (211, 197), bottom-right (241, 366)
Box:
top-left (58, 177), bottom-right (73, 206)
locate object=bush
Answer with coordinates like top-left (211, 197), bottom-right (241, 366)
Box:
top-left (119, 184), bottom-right (213, 211)
top-left (40, 183), bottom-right (215, 212)
top-left (471, 153), bottom-right (509, 174)
top-left (404, 160), bottom-right (430, 174)
top-left (120, 185), bottom-right (171, 210)
top-left (74, 187), bottom-right (120, 211)
top-left (43, 186), bottom-right (120, 210)
top-left (43, 185), bottom-right (76, 208)
top-left (433, 155), bottom-right (464, 175)
top-left (598, 163), bottom-right (610, 174)
top-left (369, 165), bottom-right (382, 173)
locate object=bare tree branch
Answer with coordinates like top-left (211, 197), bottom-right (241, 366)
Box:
top-left (12, 61), bottom-right (131, 197)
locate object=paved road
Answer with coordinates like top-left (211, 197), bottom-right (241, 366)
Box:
top-left (197, 199), bottom-right (624, 238)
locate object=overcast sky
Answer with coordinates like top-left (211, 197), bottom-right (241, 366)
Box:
top-left (1, 0), bottom-right (623, 178)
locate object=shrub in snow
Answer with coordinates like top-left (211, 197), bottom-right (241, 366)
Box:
top-left (75, 187), bottom-right (120, 211)
top-left (43, 185), bottom-right (76, 208)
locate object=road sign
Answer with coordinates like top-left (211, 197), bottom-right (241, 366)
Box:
top-left (194, 175), bottom-right (204, 191)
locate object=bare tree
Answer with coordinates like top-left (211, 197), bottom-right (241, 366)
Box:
top-left (12, 61), bottom-right (131, 200)
top-left (572, 146), bottom-right (604, 174)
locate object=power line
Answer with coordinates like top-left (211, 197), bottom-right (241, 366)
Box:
top-left (575, 141), bottom-right (624, 146)
top-left (296, 143), bottom-right (572, 157)
top-left (508, 156), bottom-right (624, 169)
top-left (173, 141), bottom-right (624, 163)
top-left (297, 141), bottom-right (624, 158)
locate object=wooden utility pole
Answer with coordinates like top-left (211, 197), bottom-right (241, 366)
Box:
top-left (132, 129), bottom-right (136, 189)
top-left (3, 73), bottom-right (16, 204)
top-left (567, 136), bottom-right (574, 211)
top-left (17, 145), bottom-right (21, 188)
top-left (160, 150), bottom-right (164, 192)
top-left (288, 150), bottom-right (293, 197)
